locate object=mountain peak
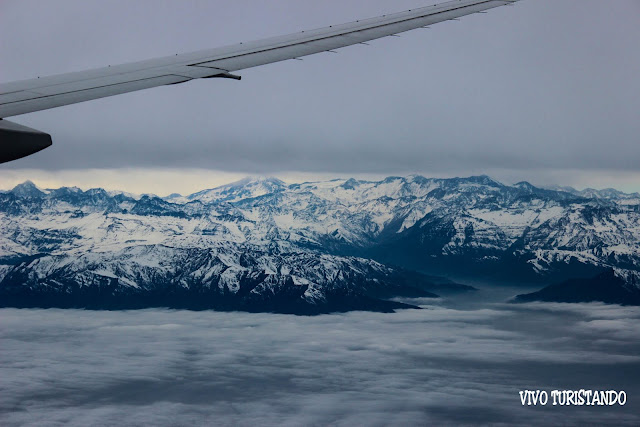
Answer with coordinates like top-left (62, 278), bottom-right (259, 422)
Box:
top-left (186, 176), bottom-right (287, 203)
top-left (223, 176), bottom-right (286, 188)
top-left (407, 174), bottom-right (429, 183)
top-left (11, 181), bottom-right (45, 198)
top-left (546, 185), bottom-right (579, 195)
top-left (341, 178), bottom-right (361, 190)
top-left (469, 175), bottom-right (501, 186)
top-left (514, 181), bottom-right (538, 192)
top-left (447, 175), bottom-right (501, 187)
top-left (579, 188), bottom-right (634, 200)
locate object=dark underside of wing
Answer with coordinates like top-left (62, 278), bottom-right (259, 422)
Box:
top-left (0, 120), bottom-right (52, 163)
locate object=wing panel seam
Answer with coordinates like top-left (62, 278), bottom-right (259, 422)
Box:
top-left (0, 75), bottom-right (191, 107)
top-left (189, 0), bottom-right (499, 67)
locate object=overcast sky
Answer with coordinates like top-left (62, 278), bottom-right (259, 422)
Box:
top-left (1, 0), bottom-right (639, 195)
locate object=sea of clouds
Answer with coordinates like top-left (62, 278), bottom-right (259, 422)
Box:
top-left (1, 301), bottom-right (639, 426)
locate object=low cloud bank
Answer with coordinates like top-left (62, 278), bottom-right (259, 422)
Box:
top-left (1, 303), bottom-right (639, 426)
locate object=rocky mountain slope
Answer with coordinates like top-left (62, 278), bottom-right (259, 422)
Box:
top-left (514, 269), bottom-right (640, 305)
top-left (1, 175), bottom-right (638, 311)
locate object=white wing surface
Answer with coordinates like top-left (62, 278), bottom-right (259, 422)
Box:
top-left (0, 0), bottom-right (519, 162)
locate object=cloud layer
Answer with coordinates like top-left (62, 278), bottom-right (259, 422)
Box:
top-left (1, 301), bottom-right (639, 426)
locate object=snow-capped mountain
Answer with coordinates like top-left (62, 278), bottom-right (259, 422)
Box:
top-left (547, 185), bottom-right (640, 202)
top-left (1, 175), bottom-right (639, 311)
top-left (167, 177), bottom-right (288, 204)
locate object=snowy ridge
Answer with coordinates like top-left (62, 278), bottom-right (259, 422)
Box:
top-left (1, 175), bottom-right (639, 310)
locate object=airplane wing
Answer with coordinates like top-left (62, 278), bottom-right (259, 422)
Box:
top-left (0, 0), bottom-right (519, 163)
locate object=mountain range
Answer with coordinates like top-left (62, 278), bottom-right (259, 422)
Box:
top-left (1, 175), bottom-right (639, 312)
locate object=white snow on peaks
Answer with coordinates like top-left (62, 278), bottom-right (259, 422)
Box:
top-left (1, 175), bottom-right (639, 281)
top-left (184, 177), bottom-right (287, 204)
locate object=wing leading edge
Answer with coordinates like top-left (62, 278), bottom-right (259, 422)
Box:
top-left (0, 0), bottom-right (519, 162)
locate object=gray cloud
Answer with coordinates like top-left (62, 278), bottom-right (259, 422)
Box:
top-left (1, 0), bottom-right (639, 186)
top-left (1, 301), bottom-right (639, 426)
